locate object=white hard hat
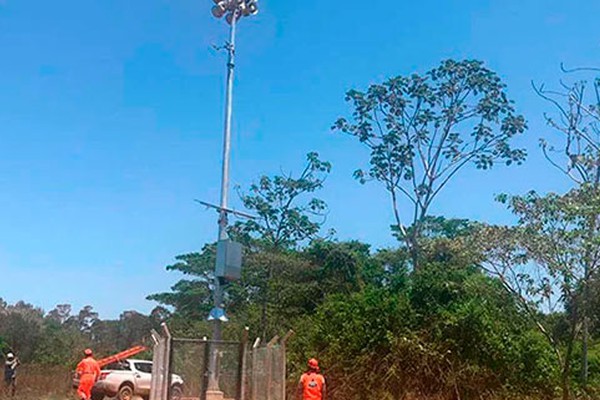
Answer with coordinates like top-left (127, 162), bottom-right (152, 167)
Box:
top-left (6, 353), bottom-right (14, 359)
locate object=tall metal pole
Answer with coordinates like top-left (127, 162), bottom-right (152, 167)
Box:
top-left (215, 4), bottom-right (237, 336)
top-left (208, 7), bottom-right (238, 394)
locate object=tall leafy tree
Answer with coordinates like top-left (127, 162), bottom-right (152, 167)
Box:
top-left (0, 301), bottom-right (44, 362)
top-left (232, 152), bottom-right (331, 249)
top-left (68, 305), bottom-right (99, 338)
top-left (149, 153), bottom-right (331, 338)
top-left (117, 311), bottom-right (154, 349)
top-left (231, 152), bottom-right (331, 337)
top-left (147, 248), bottom-right (216, 321)
top-left (477, 187), bottom-right (600, 400)
top-left (334, 59), bottom-right (527, 268)
top-left (534, 68), bottom-right (600, 386)
top-left (46, 304), bottom-right (72, 325)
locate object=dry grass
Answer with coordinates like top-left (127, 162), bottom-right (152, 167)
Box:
top-left (4, 364), bottom-right (589, 400)
top-left (2, 366), bottom-right (152, 400)
top-left (1, 365), bottom-right (73, 400)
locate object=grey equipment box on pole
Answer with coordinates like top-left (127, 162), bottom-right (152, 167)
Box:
top-left (216, 239), bottom-right (242, 281)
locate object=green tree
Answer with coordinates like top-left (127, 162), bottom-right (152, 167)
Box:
top-left (232, 152), bottom-right (331, 249)
top-left (534, 68), bottom-right (600, 387)
top-left (90, 319), bottom-right (121, 356)
top-left (294, 239), bottom-right (555, 400)
top-left (46, 304), bottom-right (72, 325)
top-left (304, 240), bottom-right (368, 296)
top-left (149, 153), bottom-right (331, 339)
top-left (232, 152), bottom-right (331, 337)
top-left (116, 311), bottom-right (154, 350)
top-left (334, 59), bottom-right (527, 268)
top-left (0, 301), bottom-right (44, 362)
top-left (478, 187), bottom-right (600, 399)
top-left (147, 248), bottom-right (216, 321)
top-left (35, 318), bottom-right (83, 365)
top-left (66, 305), bottom-right (99, 338)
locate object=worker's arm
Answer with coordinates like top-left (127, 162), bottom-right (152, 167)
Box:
top-left (94, 362), bottom-right (101, 381)
top-left (321, 381), bottom-right (327, 400)
top-left (75, 361), bottom-right (84, 375)
top-left (296, 377), bottom-right (304, 400)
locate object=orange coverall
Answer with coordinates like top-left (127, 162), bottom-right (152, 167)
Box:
top-left (299, 371), bottom-right (326, 400)
top-left (76, 357), bottom-right (101, 400)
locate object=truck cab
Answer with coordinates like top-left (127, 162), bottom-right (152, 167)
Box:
top-left (75, 359), bottom-right (183, 400)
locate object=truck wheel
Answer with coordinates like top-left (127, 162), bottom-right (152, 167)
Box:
top-left (117, 384), bottom-right (134, 400)
top-left (170, 384), bottom-right (183, 400)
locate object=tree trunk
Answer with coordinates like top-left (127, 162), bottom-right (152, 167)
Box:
top-left (582, 315), bottom-right (589, 387)
top-left (580, 205), bottom-right (598, 387)
top-left (260, 263), bottom-right (274, 340)
top-left (409, 238), bottom-right (420, 271)
top-left (390, 187), bottom-right (420, 270)
top-left (398, 224), bottom-right (419, 270)
top-left (561, 343), bottom-right (573, 400)
top-left (582, 273), bottom-right (591, 388)
top-left (561, 372), bottom-right (571, 400)
top-left (583, 165), bottom-right (600, 387)
top-left (410, 208), bottom-right (429, 271)
top-left (261, 298), bottom-right (268, 341)
top-left (562, 306), bottom-right (578, 400)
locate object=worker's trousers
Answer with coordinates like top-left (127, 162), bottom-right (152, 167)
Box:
top-left (77, 374), bottom-right (96, 400)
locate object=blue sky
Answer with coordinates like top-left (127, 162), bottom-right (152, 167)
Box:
top-left (0, 0), bottom-right (598, 318)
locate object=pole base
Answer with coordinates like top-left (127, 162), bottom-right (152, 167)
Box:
top-left (206, 390), bottom-right (225, 400)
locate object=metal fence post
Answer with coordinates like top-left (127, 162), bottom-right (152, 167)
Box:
top-left (167, 339), bottom-right (174, 400)
top-left (201, 338), bottom-right (211, 400)
top-left (281, 331), bottom-right (294, 400)
top-left (149, 329), bottom-right (163, 400)
top-left (251, 338), bottom-right (260, 400)
top-left (237, 328), bottom-right (249, 400)
top-left (162, 323), bottom-right (173, 400)
top-left (266, 336), bottom-right (279, 400)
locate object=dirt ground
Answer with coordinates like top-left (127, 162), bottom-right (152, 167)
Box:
top-left (0, 397), bottom-right (145, 400)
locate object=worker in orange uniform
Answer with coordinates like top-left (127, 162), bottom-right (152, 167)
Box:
top-left (297, 358), bottom-right (326, 400)
top-left (76, 349), bottom-right (101, 400)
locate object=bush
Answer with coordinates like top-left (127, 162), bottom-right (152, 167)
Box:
top-left (291, 263), bottom-right (558, 400)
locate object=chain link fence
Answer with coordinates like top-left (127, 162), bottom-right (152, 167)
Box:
top-left (150, 324), bottom-right (290, 400)
top-left (248, 340), bottom-right (286, 400)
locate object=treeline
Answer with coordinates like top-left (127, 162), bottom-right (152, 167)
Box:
top-left (150, 221), bottom-right (600, 400)
top-left (0, 300), bottom-right (168, 366)
top-left (150, 60), bottom-right (600, 400)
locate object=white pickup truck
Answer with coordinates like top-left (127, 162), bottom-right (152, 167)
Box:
top-left (77, 359), bottom-right (184, 400)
